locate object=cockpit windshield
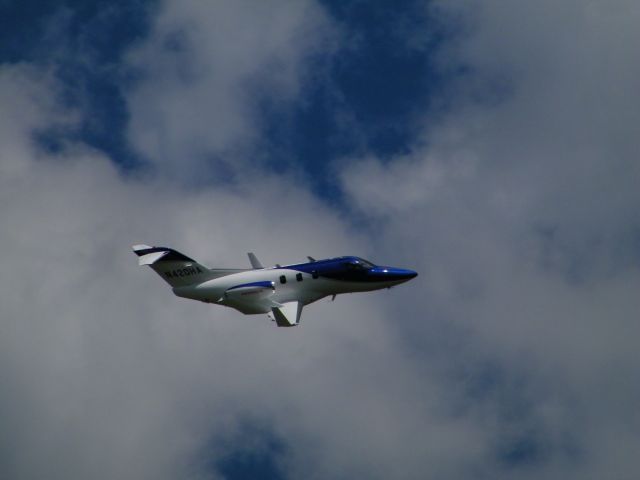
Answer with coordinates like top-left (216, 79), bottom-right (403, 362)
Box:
top-left (344, 258), bottom-right (375, 270)
top-left (356, 258), bottom-right (375, 269)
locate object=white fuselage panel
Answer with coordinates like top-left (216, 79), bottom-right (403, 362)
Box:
top-left (172, 268), bottom-right (400, 314)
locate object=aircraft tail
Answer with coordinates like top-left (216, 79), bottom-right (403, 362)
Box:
top-left (132, 244), bottom-right (241, 287)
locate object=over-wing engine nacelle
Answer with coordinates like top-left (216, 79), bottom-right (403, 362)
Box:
top-left (221, 281), bottom-right (276, 314)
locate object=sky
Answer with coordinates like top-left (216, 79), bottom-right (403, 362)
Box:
top-left (1, 1), bottom-right (640, 479)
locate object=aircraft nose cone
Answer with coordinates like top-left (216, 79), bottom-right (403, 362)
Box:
top-left (395, 268), bottom-right (418, 281)
top-left (373, 267), bottom-right (418, 282)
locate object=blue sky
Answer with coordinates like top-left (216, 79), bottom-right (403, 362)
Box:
top-left (2, 1), bottom-right (640, 479)
top-left (2, 0), bottom-right (155, 169)
top-left (2, 0), bottom-right (443, 195)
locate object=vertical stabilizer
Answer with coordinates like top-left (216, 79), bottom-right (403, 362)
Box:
top-left (247, 252), bottom-right (263, 269)
top-left (132, 245), bottom-right (215, 287)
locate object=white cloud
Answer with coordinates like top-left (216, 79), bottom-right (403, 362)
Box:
top-left (1, 62), bottom-right (488, 479)
top-left (3, 0), bottom-right (640, 479)
top-left (341, 1), bottom-right (640, 478)
top-left (125, 0), bottom-right (336, 178)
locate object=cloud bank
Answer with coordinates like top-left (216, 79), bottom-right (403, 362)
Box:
top-left (1, 1), bottom-right (639, 479)
top-left (125, 0), bottom-right (336, 178)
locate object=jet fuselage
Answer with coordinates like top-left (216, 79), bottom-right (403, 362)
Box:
top-left (133, 245), bottom-right (417, 326)
top-left (173, 256), bottom-right (417, 314)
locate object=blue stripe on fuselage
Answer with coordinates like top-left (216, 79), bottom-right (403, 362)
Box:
top-left (227, 281), bottom-right (274, 291)
top-left (277, 257), bottom-right (374, 282)
top-left (278, 257), bottom-right (354, 272)
top-left (276, 257), bottom-right (418, 283)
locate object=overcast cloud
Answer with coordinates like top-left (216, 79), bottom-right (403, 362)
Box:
top-left (1, 1), bottom-right (640, 479)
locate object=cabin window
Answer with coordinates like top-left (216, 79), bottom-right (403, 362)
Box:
top-left (296, 273), bottom-right (303, 282)
top-left (280, 275), bottom-right (286, 284)
top-left (312, 270), bottom-right (318, 279)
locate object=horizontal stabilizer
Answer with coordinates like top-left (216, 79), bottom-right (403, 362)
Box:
top-left (132, 244), bottom-right (169, 265)
top-left (132, 245), bottom-right (195, 263)
top-left (138, 250), bottom-right (169, 265)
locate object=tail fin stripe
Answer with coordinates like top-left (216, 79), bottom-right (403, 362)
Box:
top-left (133, 246), bottom-right (194, 262)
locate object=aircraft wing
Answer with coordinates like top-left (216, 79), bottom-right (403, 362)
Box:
top-left (268, 301), bottom-right (303, 327)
